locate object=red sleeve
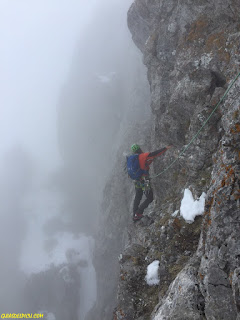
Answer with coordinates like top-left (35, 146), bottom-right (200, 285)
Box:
top-left (148, 147), bottom-right (167, 158)
top-left (139, 148), bottom-right (167, 171)
top-left (145, 148), bottom-right (167, 170)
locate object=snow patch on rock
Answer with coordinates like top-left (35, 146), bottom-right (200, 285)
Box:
top-left (180, 189), bottom-right (206, 223)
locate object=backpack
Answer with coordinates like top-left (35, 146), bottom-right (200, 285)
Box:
top-left (126, 155), bottom-right (145, 180)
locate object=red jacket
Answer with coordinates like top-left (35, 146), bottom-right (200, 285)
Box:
top-left (138, 147), bottom-right (167, 173)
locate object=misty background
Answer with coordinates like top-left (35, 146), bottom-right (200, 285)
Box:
top-left (0, 0), bottom-right (150, 319)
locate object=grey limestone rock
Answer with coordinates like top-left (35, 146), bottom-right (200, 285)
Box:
top-left (114, 0), bottom-right (240, 319)
top-left (88, 0), bottom-right (240, 319)
top-left (152, 258), bottom-right (205, 320)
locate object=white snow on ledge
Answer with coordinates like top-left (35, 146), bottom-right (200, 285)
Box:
top-left (145, 260), bottom-right (160, 286)
top-left (180, 188), bottom-right (206, 223)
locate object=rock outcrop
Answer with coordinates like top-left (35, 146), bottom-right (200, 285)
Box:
top-left (111, 0), bottom-right (240, 319)
top-left (85, 0), bottom-right (240, 319)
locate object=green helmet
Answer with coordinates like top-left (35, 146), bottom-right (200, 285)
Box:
top-left (131, 144), bottom-right (141, 153)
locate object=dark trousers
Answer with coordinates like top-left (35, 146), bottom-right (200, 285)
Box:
top-left (133, 186), bottom-right (153, 215)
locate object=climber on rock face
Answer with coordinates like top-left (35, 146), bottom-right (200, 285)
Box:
top-left (127, 144), bottom-right (172, 221)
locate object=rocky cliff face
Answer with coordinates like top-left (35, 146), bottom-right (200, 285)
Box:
top-left (93, 0), bottom-right (240, 319)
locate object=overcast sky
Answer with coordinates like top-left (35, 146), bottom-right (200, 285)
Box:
top-left (0, 0), bottom-right (97, 169)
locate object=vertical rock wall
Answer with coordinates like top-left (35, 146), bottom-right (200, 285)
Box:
top-left (112, 0), bottom-right (240, 319)
top-left (128, 0), bottom-right (240, 203)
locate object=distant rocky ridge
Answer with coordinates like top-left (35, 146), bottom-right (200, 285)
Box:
top-left (88, 0), bottom-right (240, 319)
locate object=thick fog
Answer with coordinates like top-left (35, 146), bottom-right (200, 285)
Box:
top-left (0, 0), bottom-right (149, 319)
top-left (1, 0), bottom-right (97, 167)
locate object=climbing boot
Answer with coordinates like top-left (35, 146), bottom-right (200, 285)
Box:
top-left (133, 212), bottom-right (143, 222)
